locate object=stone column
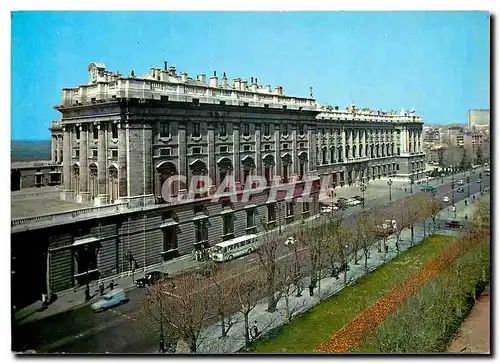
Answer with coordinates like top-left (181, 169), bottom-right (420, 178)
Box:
top-left (420, 130), bottom-right (424, 152)
top-left (77, 124), bottom-right (91, 203)
top-left (51, 135), bottom-right (56, 162)
top-left (342, 126), bottom-right (347, 161)
top-left (178, 124), bottom-right (187, 190)
top-left (291, 124), bottom-right (297, 175)
top-left (255, 123), bottom-right (262, 176)
top-left (95, 122), bottom-right (108, 205)
top-left (233, 123), bottom-right (240, 184)
top-left (143, 125), bottom-right (153, 196)
top-left (60, 125), bottom-right (73, 201)
top-left (274, 124), bottom-right (281, 180)
top-left (118, 122), bottom-right (128, 198)
top-left (308, 124), bottom-right (317, 172)
top-left (317, 130), bottom-right (323, 165)
top-left (207, 123), bottom-right (216, 186)
top-left (401, 126), bottom-right (408, 154)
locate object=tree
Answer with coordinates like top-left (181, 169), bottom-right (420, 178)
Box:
top-left (142, 272), bottom-right (213, 353)
top-left (255, 229), bottom-right (283, 313)
top-left (233, 265), bottom-right (266, 346)
top-left (421, 194), bottom-right (442, 234)
top-left (356, 211), bottom-right (378, 270)
top-left (405, 196), bottom-right (423, 246)
top-left (326, 220), bottom-right (352, 287)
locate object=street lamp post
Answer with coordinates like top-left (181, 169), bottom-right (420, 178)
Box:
top-left (278, 202), bottom-right (282, 236)
top-left (466, 176), bottom-right (470, 198)
top-left (441, 173), bottom-right (445, 185)
top-left (387, 179), bottom-right (393, 202)
top-left (360, 183), bottom-right (367, 209)
top-left (451, 176), bottom-right (455, 205)
top-left (159, 296), bottom-right (165, 352)
top-left (478, 172), bottom-right (483, 193)
top-left (409, 174), bottom-right (414, 194)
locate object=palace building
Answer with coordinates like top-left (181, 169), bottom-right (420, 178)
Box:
top-left (11, 62), bottom-right (424, 308)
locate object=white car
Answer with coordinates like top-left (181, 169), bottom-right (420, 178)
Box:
top-left (442, 196), bottom-right (450, 203)
top-left (321, 205), bottom-right (338, 213)
top-left (457, 180), bottom-right (464, 185)
top-left (346, 198), bottom-right (361, 206)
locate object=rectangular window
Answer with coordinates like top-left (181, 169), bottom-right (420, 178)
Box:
top-left (220, 101), bottom-right (226, 106)
top-left (223, 214), bottom-right (234, 237)
top-left (195, 220), bottom-right (208, 243)
top-left (246, 209), bottom-right (255, 229)
top-left (92, 149), bottom-right (98, 158)
top-left (111, 123), bottom-right (118, 139)
top-left (396, 164), bottom-right (400, 171)
top-left (283, 143), bottom-right (289, 149)
top-left (243, 102), bottom-right (249, 107)
top-left (299, 143), bottom-right (305, 149)
top-left (75, 126), bottom-right (81, 140)
top-left (74, 149), bottom-right (80, 159)
top-left (111, 150), bottom-right (118, 159)
top-left (282, 124), bottom-right (289, 135)
top-left (303, 202), bottom-right (310, 213)
top-left (243, 145), bottom-right (251, 152)
top-left (298, 124), bottom-right (305, 135)
top-left (163, 227), bottom-right (178, 251)
top-left (220, 123), bottom-right (227, 137)
top-left (193, 98), bottom-right (200, 105)
top-left (264, 144), bottom-right (271, 151)
top-left (160, 148), bottom-right (171, 156)
top-left (219, 145), bottom-right (228, 153)
top-left (159, 122), bottom-right (170, 138)
top-left (264, 124), bottom-right (271, 136)
top-left (92, 125), bottom-right (98, 140)
top-left (267, 204), bottom-right (276, 222)
top-left (243, 124), bottom-right (250, 136)
top-left (286, 201), bottom-right (294, 217)
top-left (192, 147), bottom-right (201, 155)
top-left (192, 123), bottom-right (201, 138)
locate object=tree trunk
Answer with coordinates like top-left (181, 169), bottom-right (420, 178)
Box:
top-left (244, 311), bottom-right (250, 346)
top-left (364, 251), bottom-right (368, 271)
top-left (284, 291), bottom-right (291, 322)
top-left (267, 290), bottom-right (277, 312)
top-left (343, 260), bottom-right (348, 287)
top-left (423, 220), bottom-right (426, 238)
top-left (220, 312), bottom-right (226, 338)
top-left (410, 225), bottom-right (414, 246)
top-left (188, 332), bottom-right (197, 353)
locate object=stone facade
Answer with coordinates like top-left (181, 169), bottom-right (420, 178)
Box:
top-left (11, 61), bottom-right (425, 308)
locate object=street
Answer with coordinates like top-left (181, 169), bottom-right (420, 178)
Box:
top-left (12, 172), bottom-right (490, 354)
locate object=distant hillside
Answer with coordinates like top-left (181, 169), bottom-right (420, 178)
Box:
top-left (11, 140), bottom-right (51, 161)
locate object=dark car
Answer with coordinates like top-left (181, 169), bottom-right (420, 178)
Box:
top-left (335, 200), bottom-right (349, 210)
top-left (135, 271), bottom-right (168, 288)
top-left (457, 187), bottom-right (464, 193)
top-left (444, 219), bottom-right (463, 229)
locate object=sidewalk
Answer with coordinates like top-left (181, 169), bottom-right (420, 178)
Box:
top-left (190, 197), bottom-right (480, 353)
top-left (13, 254), bottom-right (201, 325)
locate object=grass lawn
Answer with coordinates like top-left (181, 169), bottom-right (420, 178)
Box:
top-left (251, 234), bottom-right (454, 353)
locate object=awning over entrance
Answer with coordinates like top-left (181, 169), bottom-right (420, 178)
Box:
top-left (72, 237), bottom-right (99, 247)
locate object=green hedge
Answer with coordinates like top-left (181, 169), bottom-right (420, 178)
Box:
top-left (355, 236), bottom-right (490, 353)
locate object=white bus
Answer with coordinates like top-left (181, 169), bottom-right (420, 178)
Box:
top-left (210, 234), bottom-right (260, 263)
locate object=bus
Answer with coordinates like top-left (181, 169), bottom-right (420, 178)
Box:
top-left (421, 185), bottom-right (437, 192)
top-left (210, 234), bottom-right (260, 262)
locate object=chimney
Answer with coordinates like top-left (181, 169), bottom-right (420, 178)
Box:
top-left (251, 77), bottom-right (254, 83)
top-left (164, 61), bottom-right (168, 71)
top-left (266, 84), bottom-right (272, 93)
top-left (209, 71), bottom-right (218, 88)
top-left (233, 78), bottom-right (240, 90)
top-left (149, 67), bottom-right (155, 77)
top-left (181, 72), bottom-right (188, 82)
top-left (251, 77), bottom-right (258, 92)
top-left (131, 70), bottom-right (135, 77)
top-left (168, 66), bottom-right (176, 75)
top-left (197, 73), bottom-right (206, 84)
top-left (160, 69), bottom-right (168, 81)
top-left (240, 79), bottom-right (247, 91)
top-left (222, 72), bottom-right (228, 88)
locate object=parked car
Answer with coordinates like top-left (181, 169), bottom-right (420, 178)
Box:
top-left (457, 180), bottom-right (464, 185)
top-left (335, 199), bottom-right (349, 210)
top-left (135, 271), bottom-right (168, 288)
top-left (91, 288), bottom-right (128, 312)
top-left (321, 205), bottom-right (339, 214)
top-left (442, 196), bottom-right (450, 203)
top-left (353, 195), bottom-right (365, 203)
top-left (457, 187), bottom-right (464, 193)
top-left (444, 219), bottom-right (463, 229)
top-left (346, 198), bottom-right (362, 207)
top-left (376, 219), bottom-right (397, 237)
top-left (477, 179), bottom-right (482, 184)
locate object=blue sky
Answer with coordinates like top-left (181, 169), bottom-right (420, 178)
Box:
top-left (11, 11), bottom-right (490, 140)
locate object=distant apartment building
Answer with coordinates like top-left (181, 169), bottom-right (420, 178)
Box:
top-left (467, 109), bottom-right (490, 130)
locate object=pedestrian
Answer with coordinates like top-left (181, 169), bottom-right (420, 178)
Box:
top-left (404, 187), bottom-right (407, 193)
top-left (251, 321), bottom-right (259, 339)
top-left (84, 287), bottom-right (91, 302)
top-left (99, 281), bottom-right (105, 296)
top-left (308, 283), bottom-right (314, 297)
top-left (465, 199), bottom-right (468, 206)
top-left (473, 195), bottom-right (476, 202)
top-left (464, 214), bottom-right (468, 221)
top-left (384, 244), bottom-right (389, 254)
top-left (109, 280), bottom-right (114, 291)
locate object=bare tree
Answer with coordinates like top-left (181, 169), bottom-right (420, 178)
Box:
top-left (421, 194), bottom-right (442, 234)
top-left (356, 211), bottom-right (378, 270)
top-left (255, 229), bottom-right (283, 313)
top-left (405, 196), bottom-right (423, 246)
top-left (326, 220), bottom-right (352, 287)
top-left (142, 272), bottom-right (213, 353)
top-left (233, 266), bottom-right (266, 346)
